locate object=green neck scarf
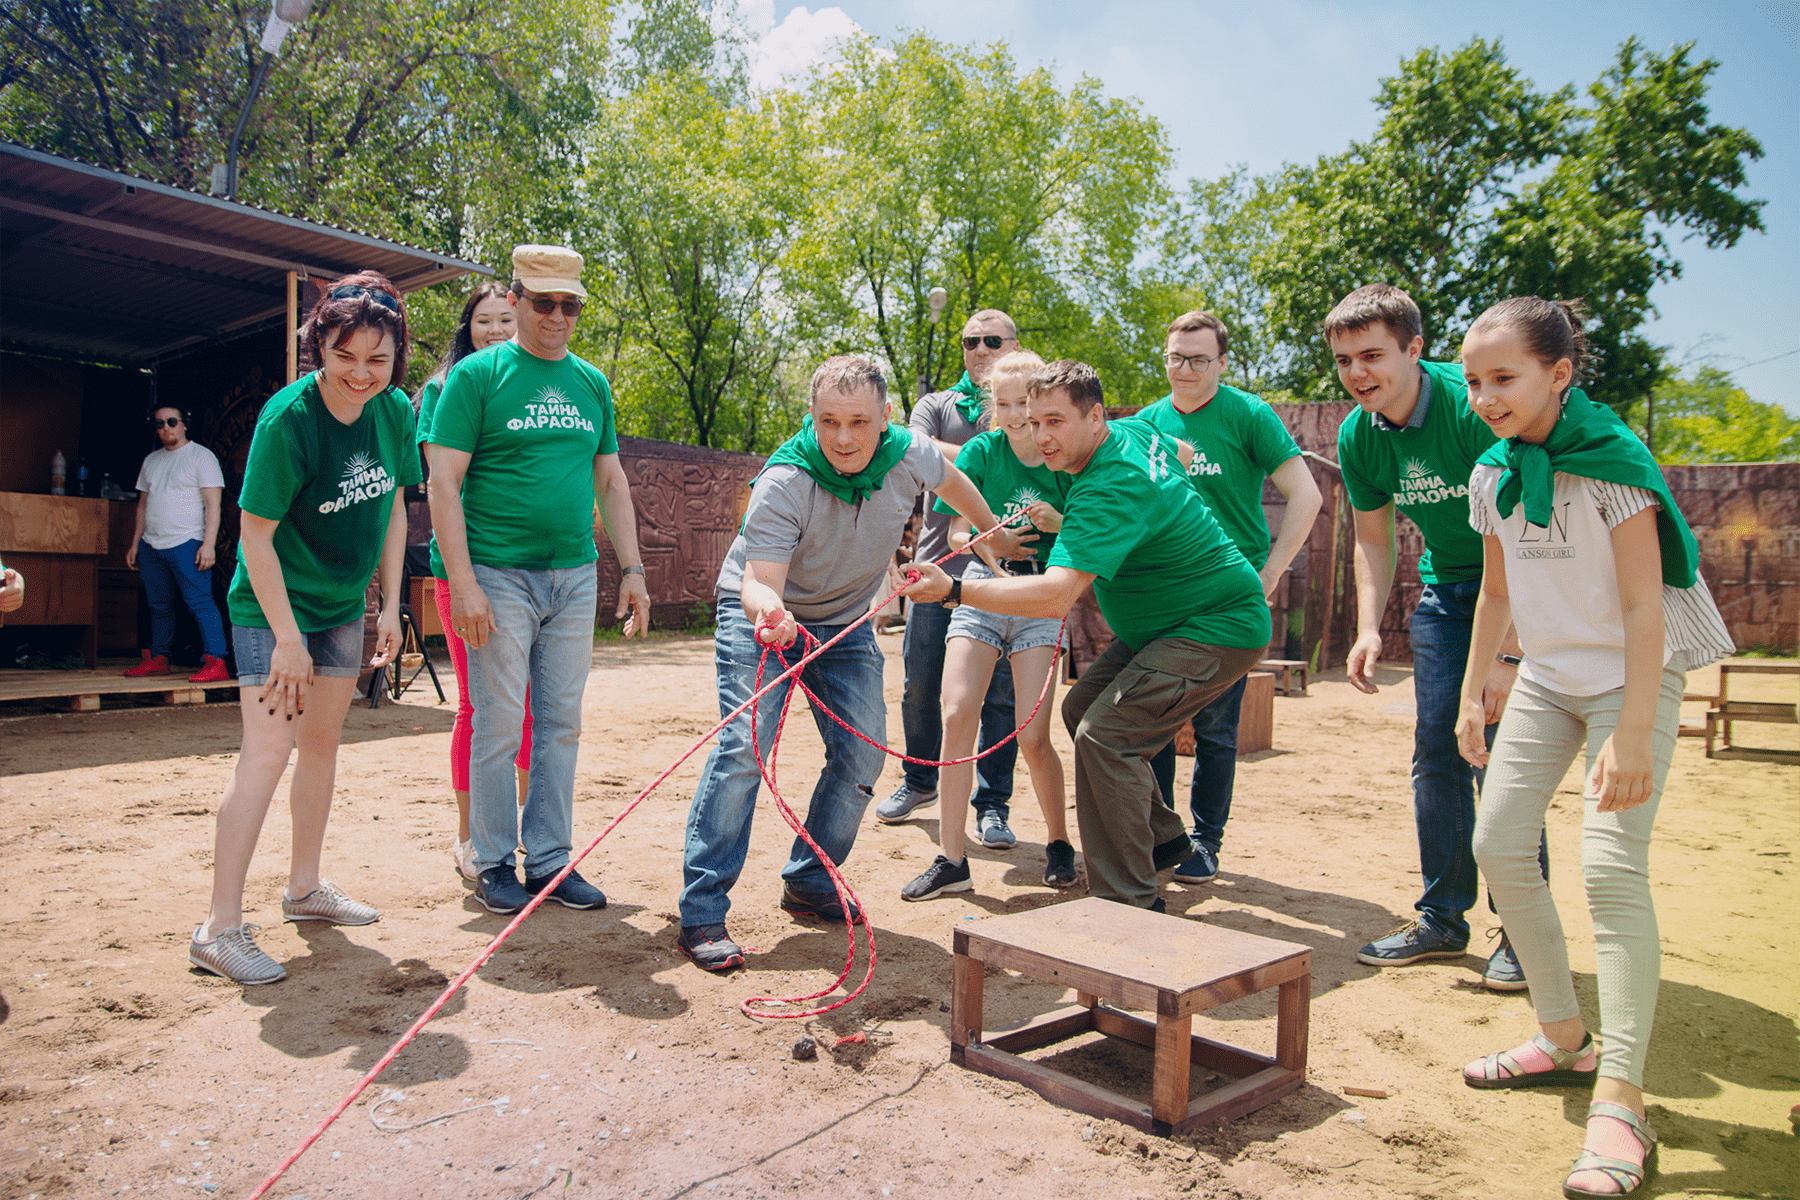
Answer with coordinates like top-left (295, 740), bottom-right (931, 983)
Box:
top-left (948, 371), bottom-right (987, 426)
top-left (761, 415), bottom-right (914, 507)
top-left (1479, 388), bottom-right (1698, 587)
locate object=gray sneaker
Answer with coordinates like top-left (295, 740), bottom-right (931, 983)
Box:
top-left (977, 811), bottom-right (1016, 849)
top-left (875, 782), bottom-right (937, 824)
top-left (189, 923), bottom-right (285, 985)
top-left (281, 881), bottom-right (380, 927)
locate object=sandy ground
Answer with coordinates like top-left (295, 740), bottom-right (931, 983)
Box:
top-left (0, 634), bottom-right (1795, 1200)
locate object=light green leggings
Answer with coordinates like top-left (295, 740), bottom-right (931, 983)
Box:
top-left (1471, 654), bottom-right (1687, 1088)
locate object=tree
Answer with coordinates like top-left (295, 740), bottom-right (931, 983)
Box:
top-left (1645, 367), bottom-right (1800, 464)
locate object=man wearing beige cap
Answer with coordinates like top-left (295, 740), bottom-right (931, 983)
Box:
top-left (425, 244), bottom-right (652, 916)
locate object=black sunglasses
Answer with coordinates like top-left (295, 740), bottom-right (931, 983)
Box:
top-left (962, 334), bottom-right (1011, 350)
top-left (523, 293), bottom-right (584, 318)
top-left (329, 284), bottom-right (401, 313)
top-left (148, 416), bottom-right (182, 428)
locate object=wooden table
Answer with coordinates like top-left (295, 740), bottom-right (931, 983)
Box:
top-left (952, 897), bottom-right (1311, 1136)
top-left (0, 492), bottom-right (109, 667)
top-left (1705, 661), bottom-right (1800, 764)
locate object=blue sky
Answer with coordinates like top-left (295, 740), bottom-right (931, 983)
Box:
top-left (745, 0), bottom-right (1800, 413)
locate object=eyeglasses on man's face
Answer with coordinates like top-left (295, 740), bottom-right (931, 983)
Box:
top-left (1164, 352), bottom-right (1218, 372)
top-left (963, 334), bottom-right (1011, 351)
top-left (524, 292), bottom-right (584, 318)
top-left (149, 416), bottom-right (183, 428)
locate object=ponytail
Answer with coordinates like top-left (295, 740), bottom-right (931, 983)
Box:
top-left (1469, 296), bottom-right (1590, 397)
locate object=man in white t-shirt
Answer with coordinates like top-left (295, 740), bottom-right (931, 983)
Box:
top-left (125, 407), bottom-right (230, 682)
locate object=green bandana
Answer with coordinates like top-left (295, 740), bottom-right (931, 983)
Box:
top-left (760, 415), bottom-right (914, 507)
top-left (1479, 389), bottom-right (1698, 587)
top-left (948, 371), bottom-right (988, 425)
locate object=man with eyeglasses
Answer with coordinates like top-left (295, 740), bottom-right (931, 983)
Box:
top-left (1136, 311), bottom-right (1322, 887)
top-left (424, 244), bottom-right (652, 917)
top-left (876, 308), bottom-right (1024, 852)
top-left (124, 406), bottom-right (231, 683)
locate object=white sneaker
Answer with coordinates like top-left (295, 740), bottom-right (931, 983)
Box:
top-left (189, 923), bottom-right (285, 985)
top-left (453, 838), bottom-right (479, 882)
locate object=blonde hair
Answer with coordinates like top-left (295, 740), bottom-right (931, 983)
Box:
top-left (984, 349), bottom-right (1045, 421)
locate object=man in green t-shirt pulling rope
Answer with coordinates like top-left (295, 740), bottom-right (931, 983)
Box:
top-left (425, 245), bottom-right (652, 919)
top-left (903, 360), bottom-right (1270, 911)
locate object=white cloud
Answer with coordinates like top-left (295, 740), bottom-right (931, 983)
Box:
top-left (747, 5), bottom-right (866, 91)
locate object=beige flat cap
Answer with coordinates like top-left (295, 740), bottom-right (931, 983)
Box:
top-left (511, 244), bottom-right (588, 299)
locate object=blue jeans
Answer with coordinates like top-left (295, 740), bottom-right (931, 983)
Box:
top-left (900, 599), bottom-right (1016, 819)
top-left (1147, 674), bottom-right (1248, 852)
top-left (137, 538), bottom-right (226, 658)
top-left (464, 564), bottom-right (596, 880)
top-left (681, 600), bottom-right (889, 927)
top-left (1411, 580), bottom-right (1546, 944)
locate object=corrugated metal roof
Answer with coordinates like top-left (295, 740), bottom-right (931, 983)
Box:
top-left (0, 142), bottom-right (490, 366)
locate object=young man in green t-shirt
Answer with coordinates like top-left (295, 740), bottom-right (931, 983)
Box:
top-left (1138, 311), bottom-right (1322, 885)
top-left (902, 360), bottom-right (1269, 911)
top-left (1329, 283), bottom-right (1536, 991)
top-left (425, 244), bottom-right (653, 918)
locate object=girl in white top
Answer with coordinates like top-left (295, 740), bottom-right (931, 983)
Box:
top-left (1453, 297), bottom-right (1731, 1200)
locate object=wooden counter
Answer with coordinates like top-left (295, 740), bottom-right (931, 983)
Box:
top-left (0, 492), bottom-right (111, 667)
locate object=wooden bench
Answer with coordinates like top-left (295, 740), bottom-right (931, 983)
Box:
top-left (951, 896), bottom-right (1311, 1136)
top-left (1259, 658), bottom-right (1309, 697)
top-left (1705, 661), bottom-right (1800, 765)
top-left (1173, 670), bottom-right (1275, 757)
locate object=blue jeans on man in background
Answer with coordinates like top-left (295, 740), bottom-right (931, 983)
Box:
top-left (899, 598), bottom-right (1016, 819)
top-left (681, 601), bottom-right (890, 928)
top-left (464, 563), bottom-right (597, 880)
top-left (1410, 580), bottom-right (1547, 946)
top-left (137, 538), bottom-right (227, 658)
top-left (1148, 673), bottom-right (1248, 851)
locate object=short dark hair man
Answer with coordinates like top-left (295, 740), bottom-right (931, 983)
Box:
top-left (903, 360), bottom-right (1270, 909)
top-left (877, 308), bottom-right (1023, 849)
top-left (124, 407), bottom-right (230, 683)
top-left (677, 355), bottom-right (1015, 971)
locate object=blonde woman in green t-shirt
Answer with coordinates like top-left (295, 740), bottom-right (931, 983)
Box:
top-left (189, 273), bottom-right (420, 986)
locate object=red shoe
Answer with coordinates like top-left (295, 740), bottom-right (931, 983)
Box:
top-left (188, 655), bottom-right (230, 684)
top-left (123, 651), bottom-right (169, 677)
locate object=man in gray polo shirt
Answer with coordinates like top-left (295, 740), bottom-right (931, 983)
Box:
top-left (878, 308), bottom-right (1023, 848)
top-left (677, 355), bottom-right (1014, 971)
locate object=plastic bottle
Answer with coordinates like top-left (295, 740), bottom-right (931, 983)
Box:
top-left (50, 450), bottom-right (66, 495)
top-left (76, 460), bottom-right (89, 497)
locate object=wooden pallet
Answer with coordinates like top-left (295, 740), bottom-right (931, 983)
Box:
top-left (0, 667), bottom-right (239, 711)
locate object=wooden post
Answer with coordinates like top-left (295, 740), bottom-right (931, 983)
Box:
top-left (286, 270), bottom-right (299, 384)
top-left (1276, 975), bottom-right (1311, 1071)
top-left (1151, 1012), bottom-right (1193, 1133)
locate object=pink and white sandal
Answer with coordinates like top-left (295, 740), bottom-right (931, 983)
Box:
top-left (1463, 1031), bottom-right (1598, 1089)
top-left (1563, 1101), bottom-right (1656, 1198)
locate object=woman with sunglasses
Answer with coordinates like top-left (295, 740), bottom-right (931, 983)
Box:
top-left (188, 272), bottom-right (420, 985)
top-left (416, 282), bottom-right (534, 882)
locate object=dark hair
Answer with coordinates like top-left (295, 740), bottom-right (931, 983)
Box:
top-left (1322, 283), bottom-right (1423, 349)
top-left (1027, 359), bottom-right (1105, 414)
top-left (299, 271), bottom-right (408, 391)
top-left (426, 281), bottom-right (511, 394)
top-left (809, 355), bottom-right (889, 405)
top-left (1166, 310), bottom-right (1230, 357)
top-left (1468, 296), bottom-right (1591, 394)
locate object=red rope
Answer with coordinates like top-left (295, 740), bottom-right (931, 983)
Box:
top-left (245, 512), bottom-right (1045, 1199)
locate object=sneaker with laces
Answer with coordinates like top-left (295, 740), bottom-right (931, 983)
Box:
top-left (525, 868), bottom-right (607, 910)
top-left (124, 651), bottom-right (169, 678)
top-left (1356, 919), bottom-right (1468, 966)
top-left (282, 881), bottom-right (380, 926)
top-left (1172, 844), bottom-right (1218, 884)
top-left (976, 811), bottom-right (1016, 849)
top-left (189, 923), bottom-right (285, 984)
top-left (475, 865), bottom-right (530, 914)
top-left (677, 924), bottom-right (745, 972)
top-left (780, 883), bottom-right (865, 925)
top-left (187, 655), bottom-right (230, 684)
top-left (1043, 840), bottom-right (1078, 889)
top-left (1483, 928), bottom-right (1529, 991)
top-left (901, 855), bottom-right (973, 901)
top-left (453, 839), bottom-right (480, 883)
top-left (875, 782), bottom-right (938, 823)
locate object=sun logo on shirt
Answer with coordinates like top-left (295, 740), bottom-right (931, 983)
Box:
top-left (537, 385), bottom-right (570, 408)
top-left (1402, 457), bottom-right (1433, 483)
top-left (341, 452), bottom-right (377, 481)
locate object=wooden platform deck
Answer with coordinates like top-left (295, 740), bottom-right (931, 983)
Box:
top-left (0, 665), bottom-right (241, 711)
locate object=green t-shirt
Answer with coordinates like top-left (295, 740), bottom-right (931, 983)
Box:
top-left (1134, 386), bottom-right (1300, 569)
top-left (1336, 360), bottom-right (1496, 585)
top-left (932, 430), bottom-right (1073, 564)
top-left (227, 375), bottom-right (421, 632)
top-left (422, 341), bottom-right (619, 572)
top-left (1048, 419), bottom-right (1269, 652)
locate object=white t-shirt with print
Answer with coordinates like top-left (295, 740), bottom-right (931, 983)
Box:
top-left (1469, 465), bottom-right (1733, 696)
top-left (135, 441), bottom-right (225, 550)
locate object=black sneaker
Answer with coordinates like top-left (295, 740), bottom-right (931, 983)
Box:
top-left (1171, 844), bottom-right (1218, 884)
top-left (475, 865), bottom-right (530, 915)
top-left (901, 855), bottom-right (972, 902)
top-left (1153, 834), bottom-right (1195, 873)
top-left (677, 924), bottom-right (745, 972)
top-left (780, 883), bottom-right (865, 925)
top-left (1149, 896), bottom-right (1167, 914)
top-left (1043, 840), bottom-right (1077, 889)
top-left (525, 868), bottom-right (607, 910)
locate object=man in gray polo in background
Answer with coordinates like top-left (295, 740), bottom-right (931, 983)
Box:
top-left (877, 308), bottom-right (1022, 848)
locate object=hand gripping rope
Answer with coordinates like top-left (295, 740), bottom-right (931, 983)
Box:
top-left (247, 505), bottom-right (1061, 1200)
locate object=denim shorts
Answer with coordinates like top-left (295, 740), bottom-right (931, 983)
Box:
top-left (231, 615), bottom-right (366, 686)
top-left (945, 562), bottom-right (1066, 655)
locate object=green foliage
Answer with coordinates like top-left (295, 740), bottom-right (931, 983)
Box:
top-left (1645, 367), bottom-right (1800, 464)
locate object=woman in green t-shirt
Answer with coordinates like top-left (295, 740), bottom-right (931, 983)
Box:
top-left (189, 272), bottom-right (421, 986)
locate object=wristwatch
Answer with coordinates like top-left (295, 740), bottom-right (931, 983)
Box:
top-left (1496, 653), bottom-right (1523, 667)
top-left (621, 564), bottom-right (646, 577)
top-left (943, 577), bottom-right (962, 610)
